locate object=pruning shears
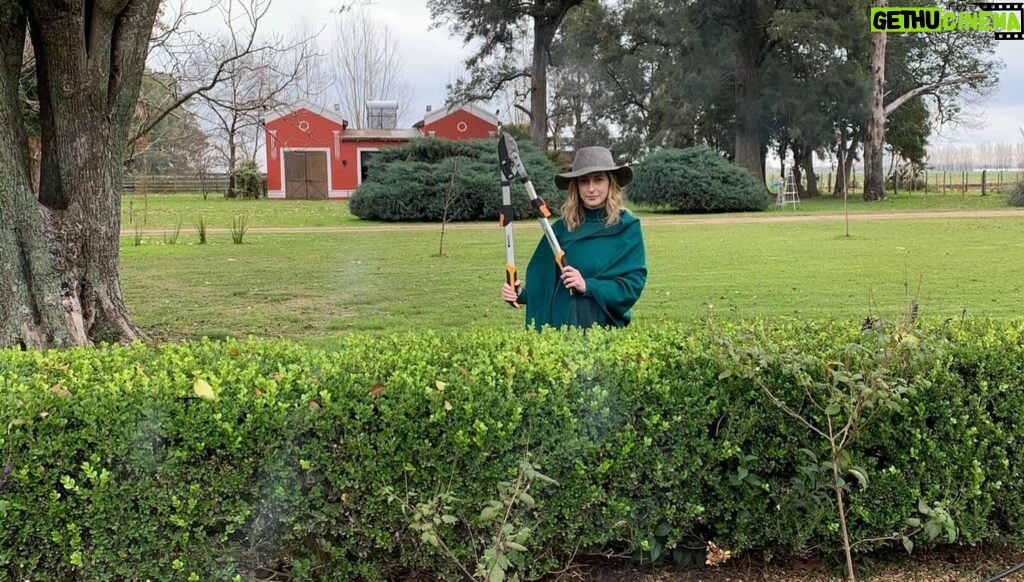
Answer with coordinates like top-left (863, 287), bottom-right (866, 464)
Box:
top-left (498, 132), bottom-right (571, 309)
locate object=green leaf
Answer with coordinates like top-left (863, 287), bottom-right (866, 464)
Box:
top-left (905, 517), bottom-right (922, 528)
top-left (847, 468), bottom-right (869, 490)
top-left (488, 563), bottom-right (505, 582)
top-left (902, 536), bottom-right (914, 554)
top-left (479, 506), bottom-right (501, 522)
top-left (737, 466), bottom-right (749, 481)
top-left (7, 418), bottom-right (28, 430)
top-left (441, 515), bottom-right (458, 525)
top-left (505, 541), bottom-right (527, 552)
top-left (193, 378), bottom-right (216, 400)
top-left (518, 492), bottom-right (535, 507)
top-left (655, 522), bottom-right (672, 537)
top-left (918, 500), bottom-right (931, 515)
top-left (825, 403), bottom-right (841, 416)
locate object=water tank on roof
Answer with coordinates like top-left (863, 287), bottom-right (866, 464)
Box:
top-left (366, 100), bottom-right (398, 129)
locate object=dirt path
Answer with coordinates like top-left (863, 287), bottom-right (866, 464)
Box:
top-left (122, 208), bottom-right (1024, 236)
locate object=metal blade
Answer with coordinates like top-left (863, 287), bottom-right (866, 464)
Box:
top-left (498, 132), bottom-right (527, 182)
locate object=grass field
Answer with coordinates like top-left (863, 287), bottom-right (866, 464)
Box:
top-left (119, 188), bottom-right (1021, 232)
top-left (120, 204), bottom-right (1024, 342)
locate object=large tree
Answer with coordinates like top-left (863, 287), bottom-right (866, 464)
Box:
top-left (862, 0), bottom-right (999, 200)
top-left (1, 0), bottom-right (162, 348)
top-left (428, 0), bottom-right (585, 150)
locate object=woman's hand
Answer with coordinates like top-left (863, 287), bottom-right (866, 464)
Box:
top-left (560, 266), bottom-right (587, 294)
top-left (502, 282), bottom-right (521, 303)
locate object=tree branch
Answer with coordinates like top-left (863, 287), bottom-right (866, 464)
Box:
top-left (884, 73), bottom-right (987, 118)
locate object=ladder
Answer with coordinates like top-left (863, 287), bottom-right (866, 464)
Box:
top-left (775, 168), bottom-right (801, 210)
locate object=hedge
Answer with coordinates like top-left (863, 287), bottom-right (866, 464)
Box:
top-left (1, 319), bottom-right (1023, 580)
top-left (629, 147), bottom-right (770, 213)
top-left (349, 137), bottom-right (565, 222)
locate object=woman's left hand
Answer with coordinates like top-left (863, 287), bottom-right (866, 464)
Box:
top-left (560, 266), bottom-right (587, 294)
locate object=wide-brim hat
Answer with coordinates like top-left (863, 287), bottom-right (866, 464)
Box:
top-left (555, 146), bottom-right (633, 190)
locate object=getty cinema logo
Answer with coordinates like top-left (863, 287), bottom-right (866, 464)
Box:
top-left (871, 4), bottom-right (1023, 39)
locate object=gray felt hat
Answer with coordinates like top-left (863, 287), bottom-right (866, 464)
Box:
top-left (554, 146), bottom-right (633, 190)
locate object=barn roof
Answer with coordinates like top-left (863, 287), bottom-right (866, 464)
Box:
top-left (419, 103), bottom-right (500, 127)
top-left (264, 99), bottom-right (349, 127)
top-left (342, 128), bottom-right (422, 140)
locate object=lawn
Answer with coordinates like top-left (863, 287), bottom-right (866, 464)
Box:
top-left (119, 188), bottom-right (1022, 232)
top-left (120, 212), bottom-right (1024, 343)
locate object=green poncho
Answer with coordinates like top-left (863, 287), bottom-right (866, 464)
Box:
top-left (517, 208), bottom-right (647, 330)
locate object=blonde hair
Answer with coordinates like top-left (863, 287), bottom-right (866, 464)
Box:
top-left (561, 172), bottom-right (625, 232)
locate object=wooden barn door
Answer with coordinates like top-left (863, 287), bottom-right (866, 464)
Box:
top-left (284, 152), bottom-right (307, 199)
top-left (284, 151), bottom-right (329, 200)
top-left (305, 152), bottom-right (328, 200)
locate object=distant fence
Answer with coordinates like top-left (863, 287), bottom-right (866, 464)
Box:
top-left (123, 173), bottom-right (228, 194)
top-left (766, 169), bottom-right (1023, 194)
top-left (122, 173), bottom-right (269, 194)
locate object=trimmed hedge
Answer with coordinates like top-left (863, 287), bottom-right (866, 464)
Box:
top-left (1, 319), bottom-right (1023, 580)
top-left (630, 147), bottom-right (770, 213)
top-left (349, 137), bottom-right (565, 222)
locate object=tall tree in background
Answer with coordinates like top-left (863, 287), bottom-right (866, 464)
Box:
top-left (863, 0), bottom-right (998, 200)
top-left (328, 9), bottom-right (412, 128)
top-left (0, 0), bottom-right (161, 348)
top-left (862, 0), bottom-right (888, 200)
top-left (428, 0), bottom-right (585, 149)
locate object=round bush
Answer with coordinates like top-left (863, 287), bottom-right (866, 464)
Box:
top-left (630, 147), bottom-right (769, 213)
top-left (1008, 182), bottom-right (1024, 207)
top-left (350, 136), bottom-right (565, 222)
top-left (230, 159), bottom-right (265, 199)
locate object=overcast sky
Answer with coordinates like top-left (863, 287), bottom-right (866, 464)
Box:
top-left (183, 0), bottom-right (1024, 148)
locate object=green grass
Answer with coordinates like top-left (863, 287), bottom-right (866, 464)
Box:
top-left (120, 189), bottom-right (1022, 232)
top-left (120, 192), bottom-right (365, 230)
top-left (121, 215), bottom-right (1024, 342)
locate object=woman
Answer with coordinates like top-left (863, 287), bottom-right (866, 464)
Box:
top-left (502, 146), bottom-right (647, 330)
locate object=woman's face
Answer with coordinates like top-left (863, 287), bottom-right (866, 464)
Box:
top-left (577, 172), bottom-right (610, 209)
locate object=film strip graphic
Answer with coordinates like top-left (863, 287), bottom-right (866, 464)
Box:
top-left (971, 3), bottom-right (1024, 39)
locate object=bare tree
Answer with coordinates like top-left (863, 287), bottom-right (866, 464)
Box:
top-left (189, 17), bottom-right (319, 197)
top-left (133, 0), bottom-right (322, 165)
top-left (328, 8), bottom-right (412, 128)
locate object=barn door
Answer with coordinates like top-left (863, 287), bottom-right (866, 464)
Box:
top-left (306, 152), bottom-right (328, 200)
top-left (284, 151), bottom-right (307, 199)
top-left (284, 151), bottom-right (329, 200)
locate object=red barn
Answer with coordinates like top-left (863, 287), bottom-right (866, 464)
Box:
top-left (264, 100), bottom-right (500, 200)
top-left (413, 104), bottom-right (500, 140)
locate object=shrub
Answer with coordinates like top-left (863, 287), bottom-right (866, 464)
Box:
top-left (231, 159), bottom-right (265, 199)
top-left (1, 320), bottom-right (1023, 580)
top-left (630, 147), bottom-right (770, 213)
top-left (1008, 182), bottom-right (1024, 207)
top-left (350, 137), bottom-right (564, 222)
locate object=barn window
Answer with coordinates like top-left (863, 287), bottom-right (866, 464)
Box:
top-left (358, 149), bottom-right (379, 184)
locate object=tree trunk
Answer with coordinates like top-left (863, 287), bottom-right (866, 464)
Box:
top-left (801, 147), bottom-right (819, 197)
top-left (863, 0), bottom-right (887, 201)
top-left (531, 19), bottom-right (557, 150)
top-left (735, 29), bottom-right (765, 184)
top-left (0, 0), bottom-right (158, 349)
top-left (226, 124), bottom-right (238, 199)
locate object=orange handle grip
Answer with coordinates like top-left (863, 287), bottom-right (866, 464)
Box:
top-left (505, 264), bottom-right (520, 308)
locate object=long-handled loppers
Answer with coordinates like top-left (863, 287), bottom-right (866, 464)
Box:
top-left (498, 132), bottom-right (573, 307)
